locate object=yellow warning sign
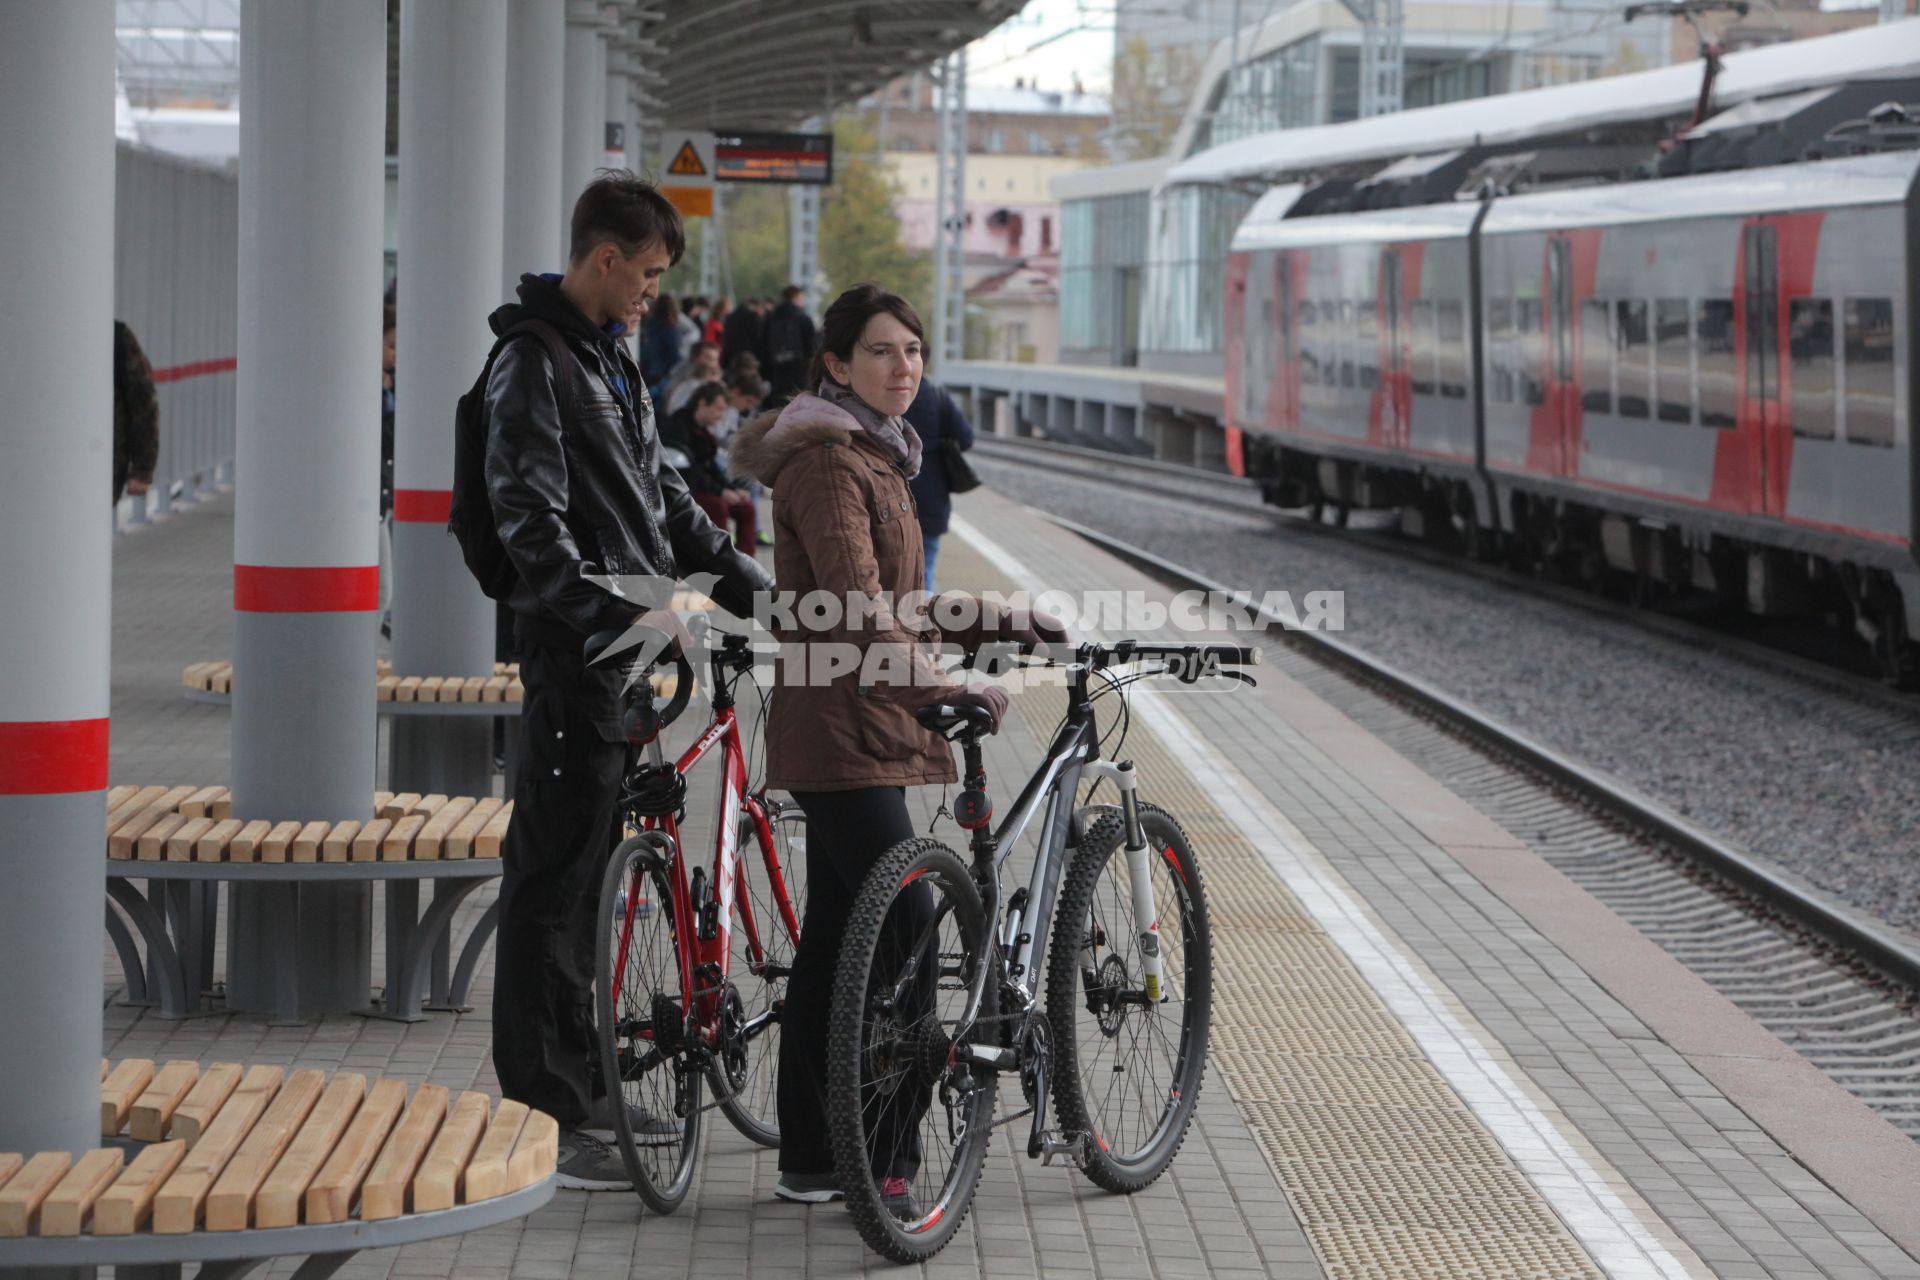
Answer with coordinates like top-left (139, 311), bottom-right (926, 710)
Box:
top-left (668, 141), bottom-right (706, 177)
top-left (662, 186), bottom-right (714, 218)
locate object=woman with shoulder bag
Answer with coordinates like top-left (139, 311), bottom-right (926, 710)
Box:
top-left (727, 284), bottom-right (1064, 1211)
top-left (904, 371), bottom-right (978, 594)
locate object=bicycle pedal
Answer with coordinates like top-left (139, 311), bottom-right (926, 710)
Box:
top-left (1036, 1130), bottom-right (1089, 1168)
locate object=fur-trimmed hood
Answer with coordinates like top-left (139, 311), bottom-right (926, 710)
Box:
top-left (726, 393), bottom-right (857, 486)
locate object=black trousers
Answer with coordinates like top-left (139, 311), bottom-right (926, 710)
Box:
top-left (492, 639), bottom-right (627, 1130)
top-left (779, 786), bottom-right (936, 1179)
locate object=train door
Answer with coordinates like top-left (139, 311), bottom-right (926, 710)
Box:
top-left (1548, 237), bottom-right (1576, 473)
top-left (1276, 252), bottom-right (1295, 429)
top-left (1742, 223), bottom-right (1782, 516)
top-left (1380, 249), bottom-right (1408, 448)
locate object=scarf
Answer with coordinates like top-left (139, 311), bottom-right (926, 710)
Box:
top-left (818, 379), bottom-right (922, 479)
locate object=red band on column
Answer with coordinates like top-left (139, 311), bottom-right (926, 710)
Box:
top-left (234, 565), bottom-right (380, 613)
top-left (151, 357), bottom-right (238, 385)
top-left (0, 719), bottom-right (110, 795)
top-left (392, 489), bottom-right (452, 523)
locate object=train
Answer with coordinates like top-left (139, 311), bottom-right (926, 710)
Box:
top-left (1223, 144), bottom-right (1920, 683)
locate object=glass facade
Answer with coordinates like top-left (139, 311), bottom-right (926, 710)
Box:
top-left (1059, 191), bottom-right (1153, 362)
top-left (1199, 38), bottom-right (1322, 151)
top-left (1140, 183), bottom-right (1258, 356)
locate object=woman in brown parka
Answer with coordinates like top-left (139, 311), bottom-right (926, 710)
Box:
top-left (728, 284), bottom-right (1063, 1209)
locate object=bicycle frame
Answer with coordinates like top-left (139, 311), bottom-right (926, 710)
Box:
top-left (956, 663), bottom-right (1159, 1029)
top-left (609, 652), bottom-right (803, 1050)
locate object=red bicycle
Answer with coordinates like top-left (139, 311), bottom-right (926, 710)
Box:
top-left (591, 628), bottom-right (807, 1213)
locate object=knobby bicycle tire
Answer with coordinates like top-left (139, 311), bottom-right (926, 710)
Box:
top-left (595, 834), bottom-right (702, 1214)
top-left (1045, 804), bottom-right (1212, 1193)
top-left (826, 837), bottom-right (996, 1264)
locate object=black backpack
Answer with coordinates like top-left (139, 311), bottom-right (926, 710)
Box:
top-left (448, 319), bottom-right (575, 602)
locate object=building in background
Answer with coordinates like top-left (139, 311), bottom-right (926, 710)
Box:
top-left (855, 75), bottom-right (1110, 363)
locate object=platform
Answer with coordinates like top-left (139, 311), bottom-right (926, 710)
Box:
top-left (101, 487), bottom-right (1920, 1279)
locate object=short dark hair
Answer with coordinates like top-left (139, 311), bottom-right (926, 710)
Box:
top-left (725, 371), bottom-right (767, 400)
top-left (689, 380), bottom-right (728, 409)
top-left (690, 339), bottom-right (718, 358)
top-left (568, 169), bottom-right (686, 266)
top-left (781, 284), bottom-right (804, 302)
top-left (809, 284), bottom-right (924, 390)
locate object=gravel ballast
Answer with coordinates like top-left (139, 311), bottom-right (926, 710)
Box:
top-left (973, 457), bottom-right (1920, 937)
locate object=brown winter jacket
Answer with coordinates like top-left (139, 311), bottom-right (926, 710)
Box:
top-left (729, 392), bottom-right (1006, 791)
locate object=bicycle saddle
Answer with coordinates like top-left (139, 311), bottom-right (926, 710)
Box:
top-left (915, 703), bottom-right (997, 738)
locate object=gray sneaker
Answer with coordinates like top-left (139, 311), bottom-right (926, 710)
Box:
top-left (555, 1130), bottom-right (633, 1192)
top-left (773, 1171), bottom-right (845, 1203)
top-left (581, 1094), bottom-right (683, 1147)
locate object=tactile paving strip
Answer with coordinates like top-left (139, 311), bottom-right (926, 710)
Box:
top-left (995, 672), bottom-right (1607, 1280)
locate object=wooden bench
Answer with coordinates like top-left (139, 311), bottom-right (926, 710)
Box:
top-left (104, 789), bottom-right (511, 1025)
top-left (183, 661), bottom-right (526, 709)
top-left (0, 1059), bottom-right (554, 1278)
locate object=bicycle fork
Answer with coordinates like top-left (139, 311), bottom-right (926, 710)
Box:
top-left (1084, 759), bottom-right (1166, 1003)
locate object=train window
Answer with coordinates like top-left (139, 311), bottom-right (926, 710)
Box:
top-left (1580, 298), bottom-right (1612, 414)
top-left (1487, 298), bottom-right (1514, 404)
top-left (1616, 299), bottom-right (1650, 419)
top-left (1339, 301), bottom-right (1356, 389)
top-left (1437, 300), bottom-right (1468, 399)
top-left (1696, 299), bottom-right (1736, 429)
top-left (1655, 299), bottom-right (1691, 424)
top-left (1844, 297), bottom-right (1896, 447)
top-left (1788, 298), bottom-right (1835, 440)
top-left (1409, 299), bottom-right (1436, 395)
top-left (1357, 302), bottom-right (1379, 390)
top-left (1298, 300), bottom-right (1319, 386)
top-left (1515, 299), bottom-right (1545, 407)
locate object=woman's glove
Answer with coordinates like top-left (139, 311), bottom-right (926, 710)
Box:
top-left (1007, 606), bottom-right (1070, 652)
top-left (946, 682), bottom-right (1009, 734)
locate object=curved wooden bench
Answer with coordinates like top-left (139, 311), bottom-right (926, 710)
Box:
top-left (104, 790), bottom-right (510, 1025)
top-left (0, 1060), bottom-right (553, 1277)
top-left (183, 661), bottom-right (526, 711)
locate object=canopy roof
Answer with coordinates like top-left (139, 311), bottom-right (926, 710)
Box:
top-left (643, 0), bottom-right (1028, 128)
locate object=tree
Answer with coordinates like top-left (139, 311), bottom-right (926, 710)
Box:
top-left (818, 115), bottom-right (931, 323)
top-left (1110, 36), bottom-right (1202, 161)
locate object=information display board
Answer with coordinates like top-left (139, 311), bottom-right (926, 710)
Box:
top-left (713, 131), bottom-right (833, 186)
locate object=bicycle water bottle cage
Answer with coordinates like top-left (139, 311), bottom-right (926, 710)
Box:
top-left (624, 760), bottom-right (686, 818)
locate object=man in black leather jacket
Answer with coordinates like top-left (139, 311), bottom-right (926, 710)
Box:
top-left (483, 172), bottom-right (772, 1190)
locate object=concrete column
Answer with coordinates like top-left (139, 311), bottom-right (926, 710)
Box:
top-left (391, 0), bottom-right (508, 797)
top-left (228, 1), bottom-right (387, 1016)
top-left (0, 0), bottom-right (112, 1155)
top-left (602, 23), bottom-right (631, 170)
top-left (562, 0), bottom-right (607, 226)
top-left (504, 0), bottom-right (566, 282)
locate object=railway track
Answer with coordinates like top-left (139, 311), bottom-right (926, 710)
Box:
top-left (1021, 498), bottom-right (1920, 1138)
top-left (975, 433), bottom-right (1920, 720)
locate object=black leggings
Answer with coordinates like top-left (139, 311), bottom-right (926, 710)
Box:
top-left (778, 786), bottom-right (935, 1178)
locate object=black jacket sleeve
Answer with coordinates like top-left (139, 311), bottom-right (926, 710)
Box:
top-left (484, 338), bottom-right (639, 635)
top-left (656, 450), bottom-right (773, 618)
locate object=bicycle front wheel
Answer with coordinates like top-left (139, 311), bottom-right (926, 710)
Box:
top-left (595, 833), bottom-right (702, 1214)
top-left (827, 838), bottom-right (996, 1264)
top-left (1045, 803), bottom-right (1212, 1193)
top-left (715, 801), bottom-right (807, 1147)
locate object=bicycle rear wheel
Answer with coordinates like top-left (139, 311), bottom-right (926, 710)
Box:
top-left (826, 838), bottom-right (996, 1264)
top-left (715, 801), bottom-right (807, 1147)
top-left (595, 833), bottom-right (702, 1214)
top-left (1045, 803), bottom-right (1212, 1193)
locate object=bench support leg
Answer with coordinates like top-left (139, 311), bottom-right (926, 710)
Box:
top-left (106, 901), bottom-right (151, 1008)
top-left (105, 880), bottom-right (189, 1018)
top-left (289, 1251), bottom-right (356, 1280)
top-left (373, 878), bottom-right (424, 1022)
top-left (449, 899), bottom-right (500, 1011)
